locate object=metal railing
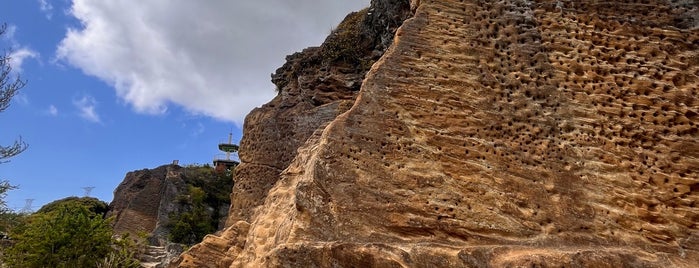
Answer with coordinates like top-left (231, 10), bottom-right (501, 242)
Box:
top-left (213, 153), bottom-right (239, 162)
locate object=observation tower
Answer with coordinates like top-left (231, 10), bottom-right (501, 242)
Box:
top-left (213, 132), bottom-right (239, 173)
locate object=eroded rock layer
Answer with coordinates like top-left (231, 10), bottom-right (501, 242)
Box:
top-left (184, 0), bottom-right (698, 267)
top-left (173, 1), bottom-right (411, 266)
top-left (227, 0), bottom-right (411, 228)
top-left (109, 165), bottom-right (184, 240)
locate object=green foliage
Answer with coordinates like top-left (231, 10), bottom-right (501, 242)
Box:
top-left (183, 163), bottom-right (212, 169)
top-left (37, 196), bottom-right (109, 216)
top-left (0, 180), bottom-right (16, 215)
top-left (0, 211), bottom-right (25, 234)
top-left (167, 164), bottom-right (235, 245)
top-left (183, 165), bottom-right (233, 210)
top-left (0, 180), bottom-right (20, 234)
top-left (96, 234), bottom-right (140, 268)
top-left (168, 186), bottom-right (216, 245)
top-left (2, 198), bottom-right (139, 268)
top-left (320, 9), bottom-right (369, 66)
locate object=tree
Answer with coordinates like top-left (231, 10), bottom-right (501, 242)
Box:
top-left (0, 23), bottom-right (28, 163)
top-left (0, 180), bottom-right (19, 232)
top-left (37, 196), bottom-right (109, 215)
top-left (169, 186), bottom-right (216, 245)
top-left (3, 197), bottom-right (140, 268)
top-left (167, 165), bottom-right (235, 245)
top-left (0, 22), bottom-right (25, 242)
top-left (0, 180), bottom-right (16, 214)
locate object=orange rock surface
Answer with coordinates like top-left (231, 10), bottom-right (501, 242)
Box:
top-left (109, 165), bottom-right (183, 240)
top-left (177, 0), bottom-right (698, 267)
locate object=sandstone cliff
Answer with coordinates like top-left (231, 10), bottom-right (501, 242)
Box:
top-left (109, 164), bottom-right (233, 241)
top-left (109, 165), bottom-right (183, 242)
top-left (109, 164), bottom-right (232, 266)
top-left (179, 0), bottom-right (698, 267)
top-left (174, 1), bottom-right (412, 266)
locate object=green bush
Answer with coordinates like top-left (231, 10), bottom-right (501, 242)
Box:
top-left (37, 196), bottom-right (109, 215)
top-left (321, 9), bottom-right (368, 65)
top-left (2, 197), bottom-right (139, 268)
top-left (167, 165), bottom-right (234, 245)
top-left (183, 165), bottom-right (234, 212)
top-left (168, 186), bottom-right (216, 245)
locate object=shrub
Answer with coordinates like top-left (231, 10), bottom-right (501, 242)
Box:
top-left (321, 8), bottom-right (369, 65)
top-left (37, 196), bottom-right (109, 215)
top-left (168, 186), bottom-right (216, 245)
top-left (2, 197), bottom-right (139, 268)
top-left (167, 165), bottom-right (234, 245)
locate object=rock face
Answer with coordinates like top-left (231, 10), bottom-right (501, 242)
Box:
top-left (109, 164), bottom-right (232, 267)
top-left (174, 1), bottom-right (411, 266)
top-left (180, 0), bottom-right (698, 267)
top-left (227, 0), bottom-right (412, 228)
top-left (109, 164), bottom-right (232, 240)
top-left (108, 165), bottom-right (186, 242)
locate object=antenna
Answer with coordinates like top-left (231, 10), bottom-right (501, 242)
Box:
top-left (21, 199), bottom-right (34, 213)
top-left (226, 132), bottom-right (233, 160)
top-left (82, 186), bottom-right (95, 197)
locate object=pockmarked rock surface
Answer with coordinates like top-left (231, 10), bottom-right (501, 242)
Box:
top-left (174, 1), bottom-right (411, 266)
top-left (109, 164), bottom-right (232, 240)
top-left (108, 165), bottom-right (186, 241)
top-left (109, 164), bottom-right (231, 267)
top-left (181, 0), bottom-right (698, 267)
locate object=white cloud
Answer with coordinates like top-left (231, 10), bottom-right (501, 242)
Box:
top-left (56, 0), bottom-right (369, 124)
top-left (73, 95), bottom-right (100, 123)
top-left (9, 48), bottom-right (38, 73)
top-left (47, 104), bottom-right (58, 116)
top-left (38, 0), bottom-right (54, 19)
top-left (2, 24), bottom-right (39, 73)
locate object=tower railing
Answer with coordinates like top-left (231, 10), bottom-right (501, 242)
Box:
top-left (213, 153), bottom-right (239, 162)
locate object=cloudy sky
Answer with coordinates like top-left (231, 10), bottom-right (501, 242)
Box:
top-left (0, 0), bottom-right (369, 210)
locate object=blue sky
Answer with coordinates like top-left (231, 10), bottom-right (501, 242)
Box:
top-left (1, 0), bottom-right (368, 211)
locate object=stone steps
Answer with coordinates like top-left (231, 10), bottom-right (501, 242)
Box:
top-left (139, 245), bottom-right (167, 268)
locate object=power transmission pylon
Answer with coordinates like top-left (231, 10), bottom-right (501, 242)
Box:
top-left (82, 186), bottom-right (95, 197)
top-left (20, 198), bottom-right (34, 214)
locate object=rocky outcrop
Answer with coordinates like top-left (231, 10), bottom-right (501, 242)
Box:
top-left (173, 1), bottom-right (412, 267)
top-left (181, 0), bottom-right (698, 267)
top-left (228, 0), bottom-right (412, 228)
top-left (108, 165), bottom-right (186, 242)
top-left (109, 164), bottom-right (232, 267)
top-left (141, 244), bottom-right (187, 268)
